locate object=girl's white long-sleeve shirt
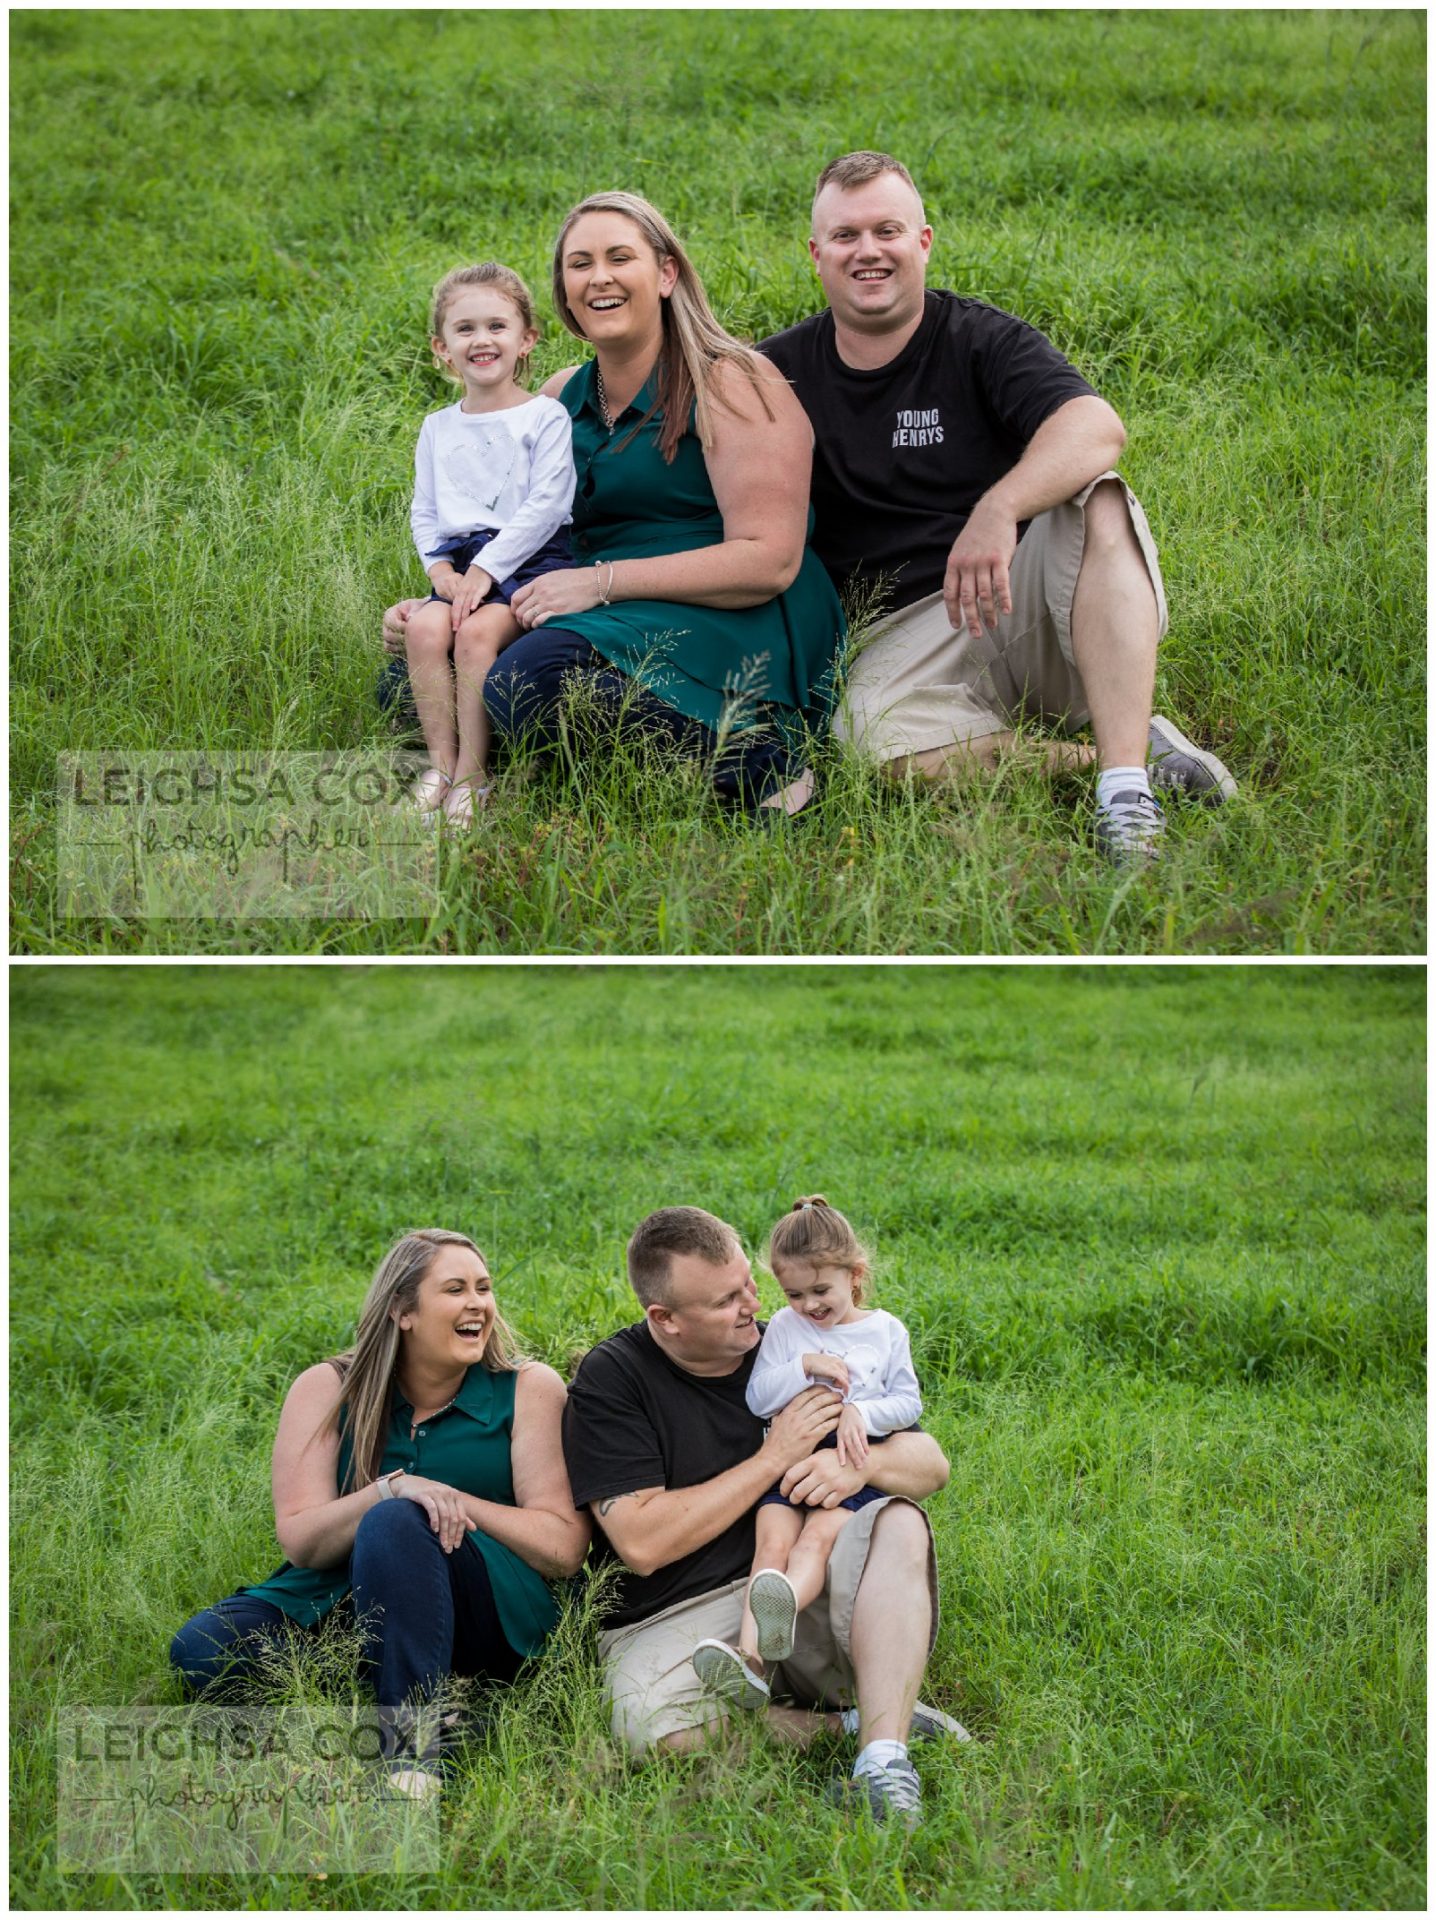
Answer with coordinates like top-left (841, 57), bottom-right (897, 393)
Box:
top-left (410, 394), bottom-right (576, 586)
top-left (745, 1307), bottom-right (922, 1437)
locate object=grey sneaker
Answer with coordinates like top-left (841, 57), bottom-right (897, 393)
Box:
top-left (1095, 788), bottom-right (1166, 863)
top-left (827, 1756), bottom-right (923, 1830)
top-left (909, 1700), bottom-right (971, 1744)
top-left (749, 1569), bottom-right (799, 1662)
top-left (1148, 715), bottom-right (1237, 802)
top-left (692, 1638), bottom-right (771, 1712)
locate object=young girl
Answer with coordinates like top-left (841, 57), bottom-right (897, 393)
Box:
top-left (406, 263), bottom-right (576, 824)
top-left (692, 1196), bottom-right (923, 1709)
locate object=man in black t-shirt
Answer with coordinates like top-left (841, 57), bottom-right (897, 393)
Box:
top-left (562, 1206), bottom-right (963, 1825)
top-left (761, 151), bottom-right (1235, 861)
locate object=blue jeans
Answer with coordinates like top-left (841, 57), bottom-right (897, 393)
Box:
top-left (378, 625), bottom-right (800, 808)
top-left (170, 1502), bottom-right (523, 1752)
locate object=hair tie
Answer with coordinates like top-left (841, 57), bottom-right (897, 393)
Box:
top-left (799, 1201), bottom-right (813, 1211)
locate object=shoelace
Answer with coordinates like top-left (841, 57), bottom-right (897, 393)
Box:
top-left (866, 1761), bottom-right (922, 1811)
top-left (1100, 789), bottom-right (1165, 850)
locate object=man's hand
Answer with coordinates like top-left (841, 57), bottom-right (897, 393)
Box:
top-left (381, 598), bottom-right (428, 656)
top-left (942, 489), bottom-right (1017, 638)
top-left (779, 1448), bottom-right (866, 1510)
top-left (803, 1353), bottom-right (850, 1395)
top-left (449, 566), bottom-right (494, 630)
top-left (760, 1385), bottom-right (842, 1476)
top-left (835, 1403), bottom-right (869, 1470)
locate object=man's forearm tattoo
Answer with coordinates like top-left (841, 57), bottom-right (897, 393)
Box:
top-left (597, 1494), bottom-right (637, 1517)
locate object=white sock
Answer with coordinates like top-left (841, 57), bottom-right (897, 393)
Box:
top-left (1096, 766), bottom-right (1151, 812)
top-left (853, 1738), bottom-right (908, 1777)
top-left (839, 1707), bottom-right (860, 1735)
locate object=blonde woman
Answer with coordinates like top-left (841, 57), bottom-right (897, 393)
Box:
top-left (383, 193), bottom-right (844, 821)
top-left (170, 1230), bottom-right (588, 1781)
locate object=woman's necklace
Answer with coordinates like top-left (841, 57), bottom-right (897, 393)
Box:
top-left (593, 360), bottom-right (616, 434)
top-left (402, 1382), bottom-right (458, 1436)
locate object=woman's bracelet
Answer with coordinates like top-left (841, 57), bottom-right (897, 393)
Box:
top-left (594, 560), bottom-right (615, 606)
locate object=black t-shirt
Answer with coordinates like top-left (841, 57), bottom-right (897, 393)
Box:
top-left (563, 1321), bottom-right (767, 1628)
top-left (761, 289), bottom-right (1098, 613)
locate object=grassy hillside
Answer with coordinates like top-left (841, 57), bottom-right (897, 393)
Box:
top-left (9, 9), bottom-right (1427, 952)
top-left (9, 964), bottom-right (1425, 1906)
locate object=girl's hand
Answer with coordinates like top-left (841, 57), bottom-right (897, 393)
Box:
top-left (510, 566), bottom-right (604, 630)
top-left (450, 566), bottom-right (494, 629)
top-left (835, 1404), bottom-right (869, 1470)
top-left (394, 1474), bottom-right (471, 1553)
top-left (804, 1353), bottom-right (850, 1395)
top-left (381, 598), bottom-right (429, 656)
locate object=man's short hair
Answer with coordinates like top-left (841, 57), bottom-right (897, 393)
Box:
top-left (813, 150), bottom-right (923, 216)
top-left (626, 1207), bottom-right (741, 1309)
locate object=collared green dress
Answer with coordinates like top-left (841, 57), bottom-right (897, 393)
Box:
top-left (239, 1361), bottom-right (557, 1658)
top-left (555, 360), bottom-right (845, 752)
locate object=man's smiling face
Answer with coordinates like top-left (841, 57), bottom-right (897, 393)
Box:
top-left (649, 1246), bottom-right (761, 1374)
top-left (809, 172), bottom-right (933, 336)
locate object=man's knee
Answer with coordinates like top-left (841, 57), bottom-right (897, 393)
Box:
top-left (868, 1498), bottom-right (932, 1571)
top-left (1080, 478), bottom-right (1139, 556)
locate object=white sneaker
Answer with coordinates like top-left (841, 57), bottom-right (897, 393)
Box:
top-left (692, 1639), bottom-right (771, 1711)
top-left (748, 1569), bottom-right (799, 1663)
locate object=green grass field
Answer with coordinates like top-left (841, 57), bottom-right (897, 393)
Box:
top-left (8, 9), bottom-right (1426, 954)
top-left (9, 964), bottom-right (1425, 1908)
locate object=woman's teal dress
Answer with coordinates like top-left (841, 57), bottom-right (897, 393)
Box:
top-left (239, 1362), bottom-right (556, 1659)
top-left (556, 360), bottom-right (844, 755)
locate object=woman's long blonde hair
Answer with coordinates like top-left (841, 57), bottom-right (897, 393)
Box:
top-left (326, 1228), bottom-right (522, 1491)
top-left (551, 190), bottom-right (773, 463)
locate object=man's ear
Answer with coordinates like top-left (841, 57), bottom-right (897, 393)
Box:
top-left (645, 1300), bottom-right (677, 1338)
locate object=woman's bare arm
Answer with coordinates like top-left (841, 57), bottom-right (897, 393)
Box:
top-left (457, 1364), bottom-right (591, 1578)
top-left (271, 1363), bottom-right (387, 1569)
top-left (510, 356), bottom-right (816, 624)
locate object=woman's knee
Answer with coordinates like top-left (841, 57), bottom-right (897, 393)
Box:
top-left (352, 1497), bottom-right (435, 1570)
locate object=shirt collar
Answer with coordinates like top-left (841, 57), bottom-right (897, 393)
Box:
top-left (576, 358), bottom-right (660, 426)
top-left (392, 1361), bottom-right (493, 1421)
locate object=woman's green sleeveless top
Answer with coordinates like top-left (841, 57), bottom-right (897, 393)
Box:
top-left (240, 1362), bottom-right (558, 1657)
top-left (557, 359), bottom-right (845, 747)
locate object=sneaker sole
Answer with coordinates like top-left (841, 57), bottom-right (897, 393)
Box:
top-left (1149, 716), bottom-right (1237, 802)
top-left (749, 1570), bottom-right (798, 1662)
top-left (692, 1639), bottom-right (770, 1712)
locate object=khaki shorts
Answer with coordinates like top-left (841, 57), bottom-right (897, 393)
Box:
top-left (834, 472), bottom-right (1169, 760)
top-left (596, 1496), bottom-right (939, 1754)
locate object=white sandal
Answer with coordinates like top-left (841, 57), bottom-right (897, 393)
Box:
top-left (404, 768), bottom-right (451, 816)
top-left (442, 778), bottom-right (491, 828)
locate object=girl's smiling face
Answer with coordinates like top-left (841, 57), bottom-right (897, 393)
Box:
top-left (431, 287), bottom-right (537, 398)
top-left (773, 1260), bottom-right (864, 1328)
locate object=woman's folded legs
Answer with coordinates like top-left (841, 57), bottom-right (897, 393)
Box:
top-left (482, 625), bottom-right (802, 810)
top-left (349, 1498), bottom-right (522, 1759)
top-left (169, 1503), bottom-right (522, 1760)
top-left (170, 1594), bottom-right (310, 1698)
